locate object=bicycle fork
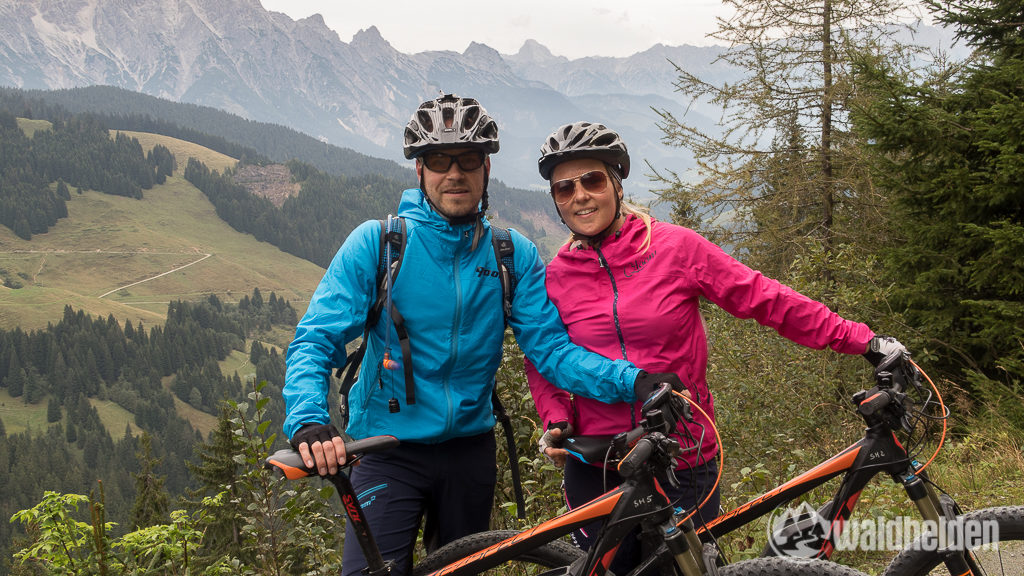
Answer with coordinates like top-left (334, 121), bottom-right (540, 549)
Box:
top-left (663, 517), bottom-right (707, 575)
top-left (902, 467), bottom-right (981, 576)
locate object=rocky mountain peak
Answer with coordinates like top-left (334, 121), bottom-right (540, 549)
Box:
top-left (351, 25), bottom-right (390, 48)
top-left (462, 41), bottom-right (504, 65)
top-left (512, 39), bottom-right (567, 65)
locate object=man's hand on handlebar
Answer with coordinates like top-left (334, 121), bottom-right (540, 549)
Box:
top-left (634, 371), bottom-right (690, 402)
top-left (538, 421), bottom-right (574, 468)
top-left (290, 423), bottom-right (347, 476)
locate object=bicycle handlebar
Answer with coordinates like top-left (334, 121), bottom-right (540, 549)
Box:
top-left (264, 435), bottom-right (400, 479)
top-left (617, 435), bottom-right (657, 478)
top-left (854, 352), bottom-right (927, 433)
top-left (562, 384), bottom-right (696, 471)
top-left (856, 389), bottom-right (892, 417)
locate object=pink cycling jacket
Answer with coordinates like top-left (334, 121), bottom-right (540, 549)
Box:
top-left (527, 215), bottom-right (875, 468)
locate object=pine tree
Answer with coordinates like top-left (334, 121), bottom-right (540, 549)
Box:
top-left (249, 340), bottom-right (264, 365)
top-left (184, 405), bottom-right (244, 560)
top-left (654, 0), bottom-right (922, 296)
top-left (7, 368), bottom-right (25, 397)
top-left (854, 0), bottom-right (1024, 424)
top-left (46, 397), bottom-right (62, 423)
top-left (130, 433), bottom-right (169, 529)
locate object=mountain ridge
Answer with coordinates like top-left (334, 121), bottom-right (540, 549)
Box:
top-left (0, 0), bottom-right (733, 190)
top-left (0, 0), bottom-right (964, 192)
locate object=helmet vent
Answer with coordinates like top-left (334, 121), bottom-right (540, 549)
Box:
top-left (462, 107), bottom-right (479, 130)
top-left (416, 111), bottom-right (433, 134)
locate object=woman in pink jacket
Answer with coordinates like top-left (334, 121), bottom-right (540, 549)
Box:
top-left (525, 121), bottom-right (907, 571)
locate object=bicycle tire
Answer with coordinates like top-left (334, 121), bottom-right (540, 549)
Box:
top-left (719, 557), bottom-right (871, 576)
top-left (881, 505), bottom-right (1024, 576)
top-left (411, 530), bottom-right (583, 576)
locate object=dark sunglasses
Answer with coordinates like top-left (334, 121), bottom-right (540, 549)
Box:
top-left (550, 170), bottom-right (610, 205)
top-left (421, 151), bottom-right (486, 173)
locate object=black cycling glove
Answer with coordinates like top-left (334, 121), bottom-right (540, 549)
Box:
top-left (290, 423), bottom-right (342, 451)
top-left (634, 370), bottom-right (686, 401)
top-left (863, 335), bottom-right (909, 370)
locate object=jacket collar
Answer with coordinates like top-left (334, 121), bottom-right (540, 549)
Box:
top-left (567, 214), bottom-right (645, 254)
top-left (397, 188), bottom-right (491, 244)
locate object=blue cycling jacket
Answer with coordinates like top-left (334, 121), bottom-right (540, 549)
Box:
top-left (283, 189), bottom-right (640, 442)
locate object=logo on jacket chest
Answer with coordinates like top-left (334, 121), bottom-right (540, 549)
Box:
top-left (623, 249), bottom-right (657, 278)
top-left (475, 266), bottom-right (500, 278)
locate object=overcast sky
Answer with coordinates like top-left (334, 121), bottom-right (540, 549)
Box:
top-left (257, 0), bottom-right (733, 60)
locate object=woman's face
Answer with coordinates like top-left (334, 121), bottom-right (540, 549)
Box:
top-left (550, 158), bottom-right (622, 238)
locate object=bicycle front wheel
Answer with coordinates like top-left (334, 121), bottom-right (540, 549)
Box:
top-left (882, 506), bottom-right (1024, 576)
top-left (719, 557), bottom-right (871, 576)
top-left (412, 530), bottom-right (583, 576)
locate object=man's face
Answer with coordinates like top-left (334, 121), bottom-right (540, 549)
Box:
top-left (416, 147), bottom-right (489, 220)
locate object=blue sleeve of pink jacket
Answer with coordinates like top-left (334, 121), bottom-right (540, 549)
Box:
top-left (508, 230), bottom-right (641, 404)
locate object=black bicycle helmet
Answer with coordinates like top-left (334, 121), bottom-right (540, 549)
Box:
top-left (538, 121), bottom-right (630, 180)
top-left (403, 94), bottom-right (500, 159)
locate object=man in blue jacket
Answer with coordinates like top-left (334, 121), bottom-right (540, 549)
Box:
top-left (283, 94), bottom-right (678, 576)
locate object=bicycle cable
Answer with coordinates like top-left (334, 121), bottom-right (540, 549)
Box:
top-left (674, 390), bottom-right (724, 526)
top-left (908, 360), bottom-right (947, 474)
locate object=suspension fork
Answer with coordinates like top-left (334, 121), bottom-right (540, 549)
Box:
top-left (664, 517), bottom-right (707, 576)
top-left (901, 468), bottom-right (981, 576)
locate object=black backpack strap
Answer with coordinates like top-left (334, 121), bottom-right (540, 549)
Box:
top-left (336, 217), bottom-right (414, 425)
top-left (491, 388), bottom-right (526, 520)
top-left (380, 217), bottom-right (415, 407)
top-left (489, 225), bottom-right (516, 325)
top-left (389, 302), bottom-right (415, 405)
top-left (489, 225), bottom-right (525, 519)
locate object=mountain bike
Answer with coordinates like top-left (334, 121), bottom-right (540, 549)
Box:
top-left (265, 351), bottom-right (1023, 576)
top-left (266, 382), bottom-right (864, 576)
top-left (685, 353), bottom-right (1024, 576)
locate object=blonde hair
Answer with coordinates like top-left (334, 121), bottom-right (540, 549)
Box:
top-left (621, 201), bottom-right (654, 254)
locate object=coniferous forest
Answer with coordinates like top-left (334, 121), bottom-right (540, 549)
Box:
top-left (0, 293), bottom-right (296, 573)
top-left (0, 109), bottom-right (173, 240)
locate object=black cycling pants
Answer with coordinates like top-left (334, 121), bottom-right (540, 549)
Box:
top-left (341, 431), bottom-right (497, 576)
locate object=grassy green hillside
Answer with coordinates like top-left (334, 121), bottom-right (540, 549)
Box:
top-left (0, 127), bottom-right (325, 339)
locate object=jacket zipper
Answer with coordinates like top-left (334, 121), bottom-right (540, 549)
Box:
top-left (444, 240), bottom-right (464, 436)
top-left (595, 244), bottom-right (637, 426)
top-left (595, 245), bottom-right (628, 362)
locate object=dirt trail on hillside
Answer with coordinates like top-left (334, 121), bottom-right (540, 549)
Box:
top-left (98, 253), bottom-right (212, 298)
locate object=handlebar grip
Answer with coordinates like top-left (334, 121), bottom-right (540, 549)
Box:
top-left (265, 449), bottom-right (310, 479)
top-left (264, 435), bottom-right (400, 479)
top-left (345, 434), bottom-right (400, 455)
top-left (618, 437), bottom-right (654, 478)
top-left (857, 390), bottom-right (892, 416)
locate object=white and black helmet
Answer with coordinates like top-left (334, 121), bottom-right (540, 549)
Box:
top-left (403, 94), bottom-right (500, 159)
top-left (538, 121), bottom-right (630, 180)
